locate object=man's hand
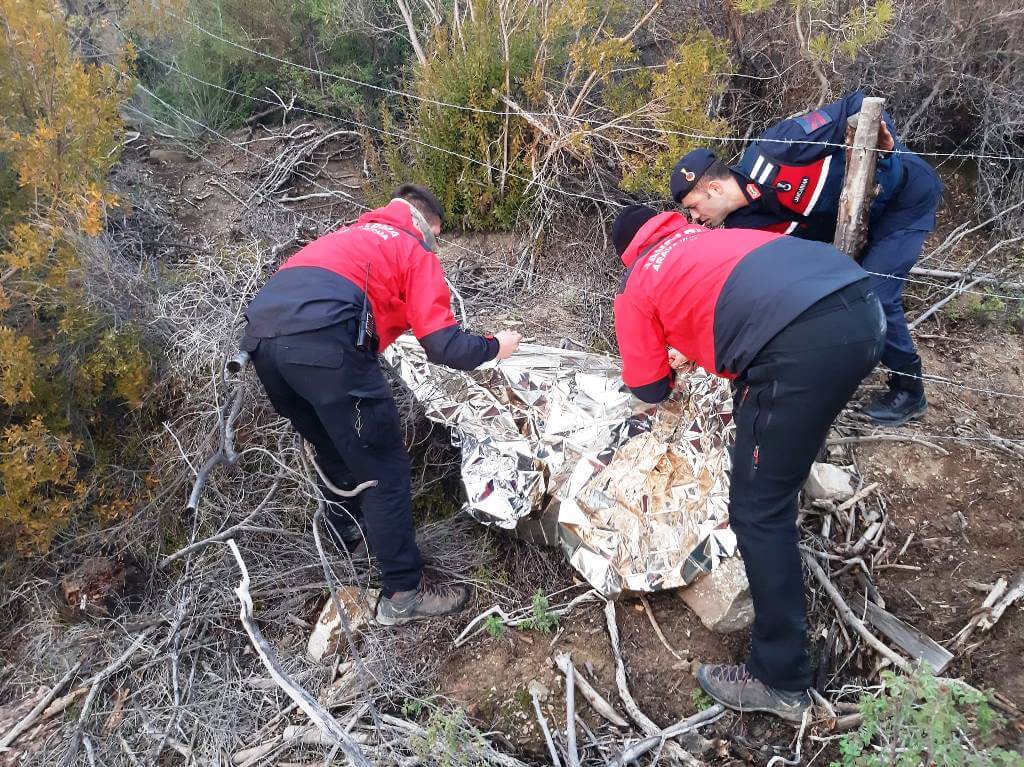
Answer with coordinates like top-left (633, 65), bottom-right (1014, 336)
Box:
top-left (494, 330), bottom-right (522, 360)
top-left (667, 348), bottom-right (688, 370)
top-left (878, 120), bottom-right (895, 153)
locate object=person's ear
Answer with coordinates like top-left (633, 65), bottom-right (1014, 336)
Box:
top-left (706, 180), bottom-right (723, 197)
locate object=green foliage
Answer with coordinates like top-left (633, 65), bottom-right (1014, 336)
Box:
top-left (368, 0), bottom-right (539, 230)
top-left (945, 291), bottom-right (1014, 327)
top-left (690, 688), bottom-right (715, 712)
top-left (792, 0), bottom-right (893, 67)
top-left (483, 614), bottom-right (506, 637)
top-left (832, 668), bottom-right (1022, 767)
top-left (371, 0), bottom-right (733, 230)
top-left (619, 31), bottom-right (732, 195)
top-left (734, 0), bottom-right (776, 12)
top-left (415, 705), bottom-right (490, 767)
top-left (401, 696), bottom-right (431, 718)
top-left (131, 0), bottom-right (410, 133)
top-left (517, 589), bottom-right (558, 633)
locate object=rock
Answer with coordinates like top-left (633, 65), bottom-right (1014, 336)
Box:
top-left (307, 586), bottom-right (378, 662)
top-left (804, 462), bottom-right (855, 502)
top-left (147, 148), bottom-right (190, 165)
top-left (527, 679), bottom-right (549, 703)
top-left (58, 556), bottom-right (144, 621)
top-left (678, 556), bottom-right (754, 633)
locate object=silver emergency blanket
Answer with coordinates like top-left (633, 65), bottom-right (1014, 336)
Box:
top-left (386, 335), bottom-right (739, 598)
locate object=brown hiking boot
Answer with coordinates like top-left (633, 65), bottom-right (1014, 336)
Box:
top-left (375, 572), bottom-right (470, 625)
top-left (697, 663), bottom-right (810, 724)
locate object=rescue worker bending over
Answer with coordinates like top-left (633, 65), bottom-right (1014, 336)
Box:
top-left (670, 91), bottom-right (943, 426)
top-left (611, 205), bottom-right (886, 722)
top-left (240, 185), bottom-right (521, 624)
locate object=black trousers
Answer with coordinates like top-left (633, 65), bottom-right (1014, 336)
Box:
top-left (248, 327), bottom-right (424, 593)
top-left (730, 279), bottom-right (886, 691)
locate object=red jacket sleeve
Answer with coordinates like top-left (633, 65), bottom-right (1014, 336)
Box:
top-left (404, 248), bottom-right (459, 338)
top-left (615, 293), bottom-right (673, 402)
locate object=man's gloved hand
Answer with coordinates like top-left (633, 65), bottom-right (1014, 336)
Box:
top-left (495, 330), bottom-right (522, 360)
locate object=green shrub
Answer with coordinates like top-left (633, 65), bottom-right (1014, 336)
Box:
top-left (833, 668), bottom-right (1021, 767)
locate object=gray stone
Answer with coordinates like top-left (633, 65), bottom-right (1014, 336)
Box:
top-left (804, 462), bottom-right (855, 502)
top-left (678, 556), bottom-right (754, 633)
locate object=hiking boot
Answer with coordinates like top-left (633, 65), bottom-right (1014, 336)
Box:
top-left (696, 663), bottom-right (810, 724)
top-left (862, 356), bottom-right (927, 427)
top-left (375, 572), bottom-right (470, 626)
top-left (862, 386), bottom-right (927, 426)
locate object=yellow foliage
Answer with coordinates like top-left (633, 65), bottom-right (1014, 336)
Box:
top-left (0, 0), bottom-right (148, 552)
top-left (0, 326), bottom-right (36, 405)
top-left (0, 419), bottom-right (85, 553)
top-left (620, 32), bottom-right (732, 195)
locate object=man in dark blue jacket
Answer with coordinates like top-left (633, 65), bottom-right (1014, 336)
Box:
top-left (669, 92), bottom-right (943, 426)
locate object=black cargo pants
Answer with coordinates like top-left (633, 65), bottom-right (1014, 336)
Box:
top-left (244, 324), bottom-right (424, 594)
top-left (729, 279), bottom-right (886, 691)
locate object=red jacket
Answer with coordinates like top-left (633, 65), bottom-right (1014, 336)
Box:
top-left (614, 212), bottom-right (866, 400)
top-left (281, 200), bottom-right (459, 350)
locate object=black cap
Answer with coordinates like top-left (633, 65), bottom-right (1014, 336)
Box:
top-left (611, 204), bottom-right (659, 256)
top-left (669, 148), bottom-right (716, 202)
top-left (393, 183), bottom-right (445, 226)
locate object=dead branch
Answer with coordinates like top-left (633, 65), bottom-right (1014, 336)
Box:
top-left (802, 551), bottom-right (912, 673)
top-left (0, 662), bottom-right (81, 749)
top-left (226, 539), bottom-right (371, 767)
top-left (603, 601), bottom-right (703, 767)
top-left (553, 652), bottom-right (628, 728)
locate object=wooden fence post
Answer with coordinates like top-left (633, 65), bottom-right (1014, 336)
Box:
top-left (833, 96), bottom-right (886, 259)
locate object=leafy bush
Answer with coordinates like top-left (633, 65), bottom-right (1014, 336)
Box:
top-left (834, 668), bottom-right (1021, 767)
top-left (131, 0), bottom-right (410, 134)
top-left (368, 0), bottom-right (733, 230)
top-left (517, 589), bottom-right (558, 633)
top-left (1, 0), bottom-right (153, 551)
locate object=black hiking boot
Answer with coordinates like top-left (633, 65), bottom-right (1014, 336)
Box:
top-left (375, 572), bottom-right (471, 626)
top-left (862, 356), bottom-right (927, 427)
top-left (696, 663), bottom-right (810, 724)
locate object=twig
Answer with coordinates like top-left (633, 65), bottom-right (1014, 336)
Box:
top-left (802, 552), bottom-right (911, 673)
top-left (226, 539), bottom-right (371, 767)
top-left (603, 601), bottom-right (702, 766)
top-left (0, 662), bottom-right (81, 748)
top-left (553, 652), bottom-right (628, 728)
top-left (565, 660), bottom-right (580, 767)
top-left (766, 706), bottom-right (811, 766)
top-left (827, 434), bottom-right (949, 455)
top-left (160, 473), bottom-right (284, 568)
top-left (639, 595), bottom-right (684, 660)
top-left (60, 627), bottom-right (158, 767)
top-left (836, 482), bottom-right (880, 513)
top-left (529, 684), bottom-right (562, 767)
top-left (607, 706), bottom-right (726, 767)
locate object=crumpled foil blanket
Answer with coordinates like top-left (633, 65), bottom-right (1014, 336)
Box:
top-left (385, 335), bottom-right (739, 598)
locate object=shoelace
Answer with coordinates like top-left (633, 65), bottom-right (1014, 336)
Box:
top-left (710, 663), bottom-right (752, 684)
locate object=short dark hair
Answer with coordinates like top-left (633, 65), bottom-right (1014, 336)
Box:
top-left (393, 183), bottom-right (445, 225)
top-left (693, 160), bottom-right (732, 192)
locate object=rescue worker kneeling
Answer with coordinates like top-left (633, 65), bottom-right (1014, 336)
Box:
top-left (611, 205), bottom-right (886, 722)
top-left (240, 185), bottom-right (521, 624)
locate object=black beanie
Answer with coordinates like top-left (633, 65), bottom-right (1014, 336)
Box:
top-left (611, 205), bottom-right (659, 256)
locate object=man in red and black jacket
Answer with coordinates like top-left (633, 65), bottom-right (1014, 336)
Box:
top-left (612, 205), bottom-right (886, 721)
top-left (241, 185), bottom-right (520, 625)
